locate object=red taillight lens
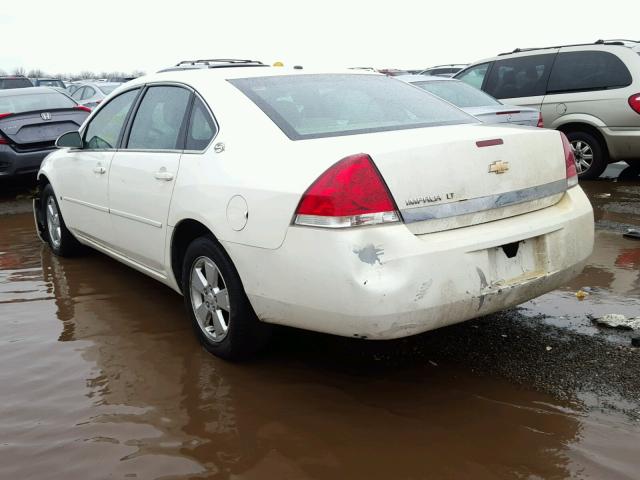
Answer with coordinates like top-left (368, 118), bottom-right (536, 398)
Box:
top-left (0, 112), bottom-right (13, 120)
top-left (628, 94), bottom-right (640, 114)
top-left (74, 105), bottom-right (92, 113)
top-left (0, 136), bottom-right (8, 144)
top-left (560, 132), bottom-right (578, 187)
top-left (294, 154), bottom-right (399, 228)
top-left (537, 112), bottom-right (544, 128)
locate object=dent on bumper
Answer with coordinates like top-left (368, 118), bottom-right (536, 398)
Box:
top-left (225, 187), bottom-right (594, 339)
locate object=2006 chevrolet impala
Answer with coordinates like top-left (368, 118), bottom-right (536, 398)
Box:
top-left (33, 59), bottom-right (594, 360)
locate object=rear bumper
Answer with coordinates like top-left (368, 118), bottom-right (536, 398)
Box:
top-left (601, 127), bottom-right (640, 161)
top-left (225, 187), bottom-right (594, 339)
top-left (0, 145), bottom-right (54, 177)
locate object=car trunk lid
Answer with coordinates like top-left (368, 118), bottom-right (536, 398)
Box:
top-left (464, 105), bottom-right (540, 127)
top-left (0, 109), bottom-right (88, 150)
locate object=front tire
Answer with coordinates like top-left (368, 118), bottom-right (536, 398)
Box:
top-left (566, 131), bottom-right (607, 180)
top-left (41, 184), bottom-right (83, 257)
top-left (181, 236), bottom-right (270, 360)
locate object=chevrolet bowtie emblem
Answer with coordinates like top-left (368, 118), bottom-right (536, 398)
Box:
top-left (488, 160), bottom-right (509, 174)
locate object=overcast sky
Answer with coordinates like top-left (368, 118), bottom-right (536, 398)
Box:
top-left (1, 1), bottom-right (637, 75)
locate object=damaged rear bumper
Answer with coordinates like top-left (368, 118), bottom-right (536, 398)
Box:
top-left (225, 186), bottom-right (594, 339)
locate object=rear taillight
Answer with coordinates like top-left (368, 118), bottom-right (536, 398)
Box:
top-left (0, 137), bottom-right (8, 145)
top-left (628, 94), bottom-right (640, 114)
top-left (560, 132), bottom-right (578, 188)
top-left (74, 105), bottom-right (92, 113)
top-left (294, 154), bottom-right (400, 228)
top-left (0, 112), bottom-right (13, 120)
top-left (537, 112), bottom-right (544, 128)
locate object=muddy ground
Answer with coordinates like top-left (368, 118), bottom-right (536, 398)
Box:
top-left (1, 165), bottom-right (639, 479)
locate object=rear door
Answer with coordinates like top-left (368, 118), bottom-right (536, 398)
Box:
top-left (483, 52), bottom-right (558, 110)
top-left (55, 88), bottom-right (140, 245)
top-left (108, 85), bottom-right (192, 273)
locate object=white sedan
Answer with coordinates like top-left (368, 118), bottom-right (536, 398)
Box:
top-left (34, 62), bottom-right (594, 360)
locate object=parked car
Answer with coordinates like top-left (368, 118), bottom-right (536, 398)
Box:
top-left (377, 68), bottom-right (410, 76)
top-left (30, 78), bottom-right (66, 89)
top-left (65, 82), bottom-right (82, 95)
top-left (34, 64), bottom-right (594, 360)
top-left (455, 39), bottom-right (640, 178)
top-left (71, 82), bottom-right (121, 108)
top-left (0, 76), bottom-right (34, 89)
top-left (0, 87), bottom-right (90, 178)
top-left (397, 75), bottom-right (542, 127)
top-left (107, 76), bottom-right (136, 83)
top-left (420, 64), bottom-right (468, 77)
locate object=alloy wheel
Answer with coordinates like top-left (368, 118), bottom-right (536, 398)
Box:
top-left (189, 256), bottom-right (231, 343)
top-left (46, 197), bottom-right (62, 249)
top-left (571, 140), bottom-right (594, 174)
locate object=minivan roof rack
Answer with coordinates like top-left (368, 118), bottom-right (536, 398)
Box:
top-left (498, 39), bottom-right (639, 56)
top-left (158, 58), bottom-right (267, 72)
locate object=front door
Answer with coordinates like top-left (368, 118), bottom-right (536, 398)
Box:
top-left (57, 88), bottom-right (140, 246)
top-left (108, 85), bottom-right (192, 273)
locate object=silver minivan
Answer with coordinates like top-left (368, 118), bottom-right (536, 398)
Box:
top-left (456, 40), bottom-right (640, 178)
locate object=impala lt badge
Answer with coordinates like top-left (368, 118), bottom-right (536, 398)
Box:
top-left (41, 112), bottom-right (52, 121)
top-left (488, 160), bottom-right (509, 174)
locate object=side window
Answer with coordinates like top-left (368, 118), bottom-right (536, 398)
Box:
top-left (71, 87), bottom-right (84, 100)
top-left (127, 86), bottom-right (191, 150)
top-left (456, 63), bottom-right (491, 89)
top-left (82, 87), bottom-right (95, 100)
top-left (84, 89), bottom-right (139, 149)
top-left (547, 51), bottom-right (632, 93)
top-left (185, 97), bottom-right (217, 150)
top-left (484, 54), bottom-right (556, 99)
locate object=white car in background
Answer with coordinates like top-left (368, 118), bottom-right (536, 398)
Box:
top-left (397, 75), bottom-right (542, 127)
top-left (70, 81), bottom-right (122, 108)
top-left (34, 61), bottom-right (594, 360)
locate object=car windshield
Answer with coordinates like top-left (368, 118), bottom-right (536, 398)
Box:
top-left (230, 74), bottom-right (474, 140)
top-left (412, 80), bottom-right (501, 108)
top-left (0, 92), bottom-right (76, 113)
top-left (0, 78), bottom-right (32, 89)
top-left (98, 84), bottom-right (119, 94)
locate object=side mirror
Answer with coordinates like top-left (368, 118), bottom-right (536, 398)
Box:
top-left (56, 131), bottom-right (83, 149)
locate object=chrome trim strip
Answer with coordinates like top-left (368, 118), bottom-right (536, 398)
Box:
top-left (110, 208), bottom-right (162, 228)
top-left (401, 179), bottom-right (568, 224)
top-left (62, 196), bottom-right (109, 213)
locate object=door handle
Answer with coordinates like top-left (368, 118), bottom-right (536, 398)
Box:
top-left (154, 170), bottom-right (174, 181)
top-left (93, 165), bottom-right (106, 174)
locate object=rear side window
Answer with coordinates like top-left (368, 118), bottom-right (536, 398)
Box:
top-left (186, 97), bottom-right (216, 150)
top-left (230, 74), bottom-right (474, 140)
top-left (38, 80), bottom-right (65, 88)
top-left (547, 51), bottom-right (632, 93)
top-left (127, 86), bottom-right (191, 150)
top-left (456, 63), bottom-right (490, 89)
top-left (485, 54), bottom-right (555, 99)
top-left (81, 88), bottom-right (95, 100)
top-left (84, 89), bottom-right (139, 149)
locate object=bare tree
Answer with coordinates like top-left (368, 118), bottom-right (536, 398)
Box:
top-left (0, 69), bottom-right (6, 76)
top-left (131, 70), bottom-right (145, 78)
top-left (12, 67), bottom-right (26, 76)
top-left (78, 71), bottom-right (96, 80)
top-left (28, 68), bottom-right (45, 78)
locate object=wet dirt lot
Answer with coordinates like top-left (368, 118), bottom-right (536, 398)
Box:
top-left (1, 166), bottom-right (639, 479)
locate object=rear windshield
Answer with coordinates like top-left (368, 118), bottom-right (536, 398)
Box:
top-left (0, 78), bottom-right (33, 89)
top-left (230, 74), bottom-right (475, 140)
top-left (98, 84), bottom-right (119, 94)
top-left (37, 79), bottom-right (65, 88)
top-left (0, 92), bottom-right (76, 113)
top-left (412, 80), bottom-right (501, 108)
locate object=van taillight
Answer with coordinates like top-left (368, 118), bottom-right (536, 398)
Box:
top-left (294, 154), bottom-right (400, 228)
top-left (628, 94), bottom-right (640, 114)
top-left (537, 112), bottom-right (544, 128)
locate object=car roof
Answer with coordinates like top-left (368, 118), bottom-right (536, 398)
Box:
top-left (125, 66), bottom-right (380, 88)
top-left (395, 74), bottom-right (456, 83)
top-left (0, 86), bottom-right (60, 97)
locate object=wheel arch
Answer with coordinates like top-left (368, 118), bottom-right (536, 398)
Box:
top-left (555, 122), bottom-right (610, 161)
top-left (171, 218), bottom-right (229, 293)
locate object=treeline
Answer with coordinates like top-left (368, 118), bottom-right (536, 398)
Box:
top-left (0, 67), bottom-right (146, 81)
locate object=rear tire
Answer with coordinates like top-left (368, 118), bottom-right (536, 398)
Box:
top-left (41, 184), bottom-right (84, 257)
top-left (565, 131), bottom-right (607, 180)
top-left (181, 236), bottom-right (271, 360)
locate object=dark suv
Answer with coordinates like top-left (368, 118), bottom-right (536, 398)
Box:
top-left (0, 76), bottom-right (34, 89)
